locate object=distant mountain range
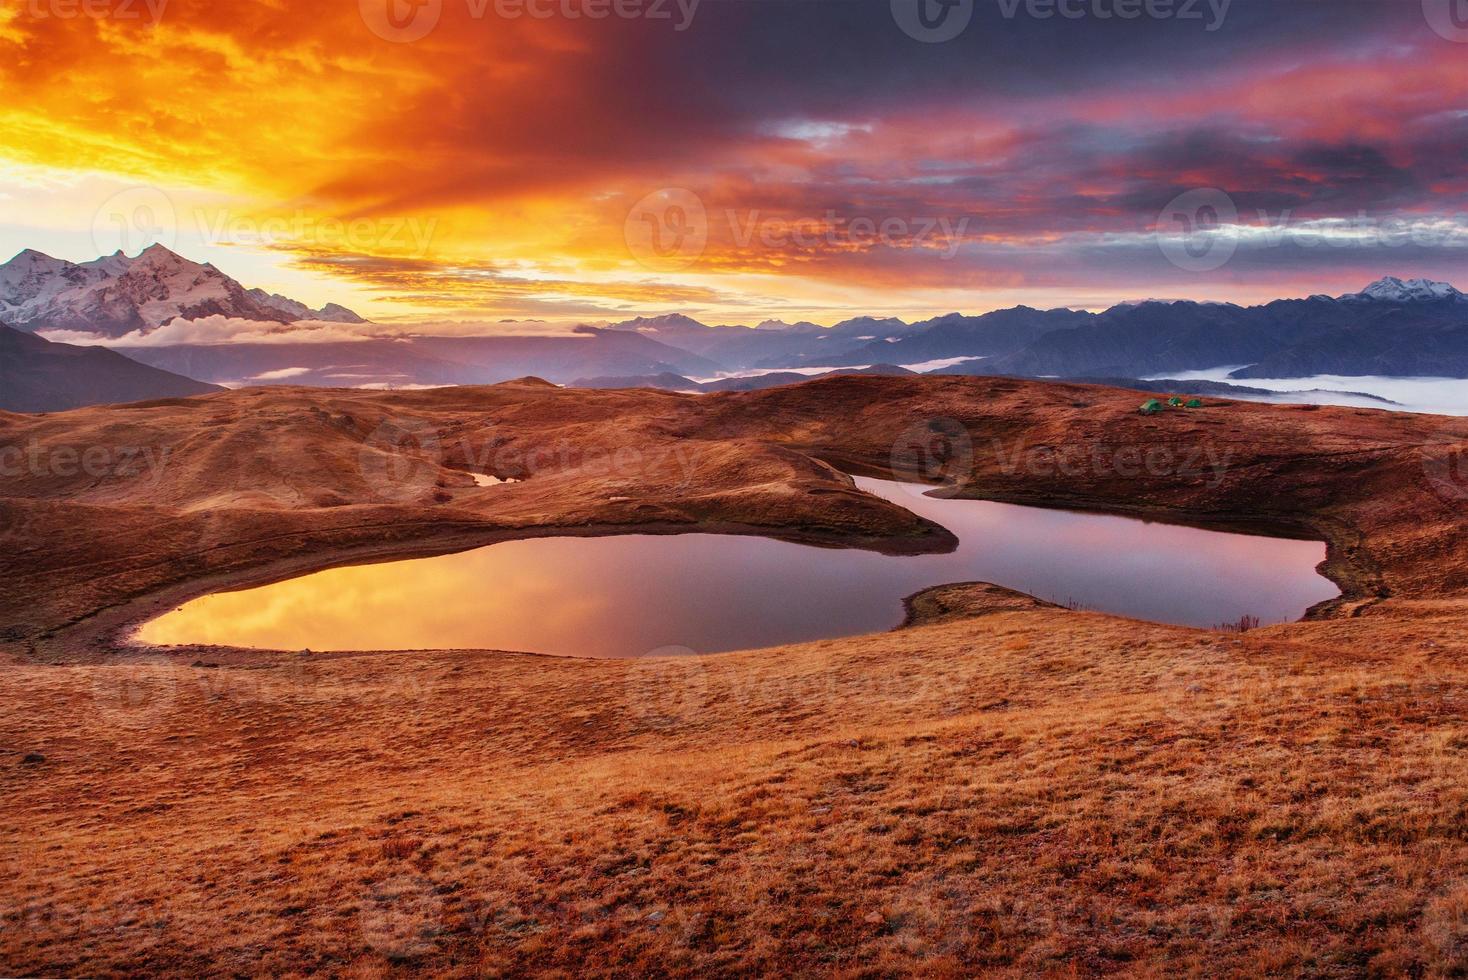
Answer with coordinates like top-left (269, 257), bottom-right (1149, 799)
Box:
top-left (4, 247), bottom-right (1466, 411)
top-left (0, 245), bottom-right (365, 337)
top-left (572, 363), bottom-right (921, 393)
top-left (967, 279), bottom-right (1468, 380)
top-left (117, 327), bottom-right (721, 389)
top-left (601, 277), bottom-right (1468, 381)
top-left (613, 313), bottom-right (922, 370)
top-left (571, 365), bottom-right (1399, 408)
top-left (0, 324), bottom-right (222, 412)
top-left (0, 248), bottom-right (719, 395)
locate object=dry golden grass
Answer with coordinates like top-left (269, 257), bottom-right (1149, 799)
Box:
top-left (4, 376), bottom-right (1468, 975)
top-left (6, 596), bottom-right (1468, 975)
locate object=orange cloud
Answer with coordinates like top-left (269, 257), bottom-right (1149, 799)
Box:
top-left (5, 1), bottom-right (1468, 323)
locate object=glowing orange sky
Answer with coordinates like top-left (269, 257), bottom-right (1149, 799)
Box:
top-left (4, 0), bottom-right (1468, 328)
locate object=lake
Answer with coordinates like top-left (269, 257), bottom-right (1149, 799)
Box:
top-left (135, 477), bottom-right (1339, 657)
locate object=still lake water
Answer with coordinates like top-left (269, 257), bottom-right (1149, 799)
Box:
top-left (136, 478), bottom-right (1338, 657)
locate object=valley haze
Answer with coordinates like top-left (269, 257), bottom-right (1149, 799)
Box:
top-left (4, 246), bottom-right (1466, 413)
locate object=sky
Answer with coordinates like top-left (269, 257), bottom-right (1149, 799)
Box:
top-left (3, 0), bottom-right (1468, 329)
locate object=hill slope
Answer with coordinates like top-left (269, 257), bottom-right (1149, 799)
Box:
top-left (2, 377), bottom-right (1468, 975)
top-left (0, 324), bottom-right (222, 412)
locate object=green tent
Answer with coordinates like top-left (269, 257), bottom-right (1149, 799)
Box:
top-left (1167, 396), bottom-right (1185, 407)
top-left (1140, 399), bottom-right (1164, 415)
top-left (1185, 398), bottom-right (1204, 408)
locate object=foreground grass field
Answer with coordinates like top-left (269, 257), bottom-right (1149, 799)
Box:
top-left (4, 376), bottom-right (1468, 975)
top-left (7, 591), bottom-right (1468, 975)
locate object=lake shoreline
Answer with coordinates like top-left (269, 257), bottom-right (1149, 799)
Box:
top-left (3, 374), bottom-right (1462, 666)
top-left (128, 477), bottom-right (1336, 658)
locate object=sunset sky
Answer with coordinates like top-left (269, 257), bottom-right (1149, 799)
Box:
top-left (4, 0), bottom-right (1468, 329)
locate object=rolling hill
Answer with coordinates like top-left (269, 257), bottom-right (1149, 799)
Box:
top-left (0, 323), bottom-right (223, 412)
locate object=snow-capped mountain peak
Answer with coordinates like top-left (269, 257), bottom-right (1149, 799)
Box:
top-left (244, 288), bottom-right (367, 324)
top-left (81, 249), bottom-right (136, 277)
top-left (10, 248), bottom-right (64, 266)
top-left (132, 242), bottom-right (188, 267)
top-left (1344, 277), bottom-right (1465, 303)
top-left (0, 249), bottom-right (90, 311)
top-left (0, 246), bottom-right (367, 337)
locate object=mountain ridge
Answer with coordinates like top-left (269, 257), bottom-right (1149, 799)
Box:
top-left (8, 248), bottom-right (1468, 385)
top-left (0, 245), bottom-right (367, 338)
top-left (0, 322), bottom-right (224, 412)
top-left (599, 277), bottom-right (1468, 380)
